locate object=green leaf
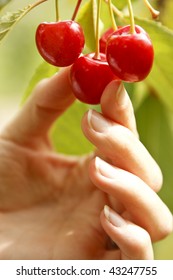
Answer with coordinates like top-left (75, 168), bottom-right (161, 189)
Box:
top-left (110, 0), bottom-right (137, 11)
top-left (21, 61), bottom-right (57, 104)
top-left (136, 94), bottom-right (173, 213)
top-left (50, 100), bottom-right (94, 155)
top-left (133, 17), bottom-right (173, 112)
top-left (154, 233), bottom-right (173, 260)
top-left (159, 0), bottom-right (173, 30)
top-left (77, 0), bottom-right (97, 52)
top-left (0, 0), bottom-right (12, 10)
top-left (126, 81), bottom-right (149, 112)
top-left (0, 0), bottom-right (47, 42)
top-left (100, 0), bottom-right (113, 32)
top-left (0, 5), bottom-right (32, 41)
top-left (112, 0), bottom-right (129, 10)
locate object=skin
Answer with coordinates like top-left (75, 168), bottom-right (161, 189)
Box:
top-left (0, 68), bottom-right (172, 260)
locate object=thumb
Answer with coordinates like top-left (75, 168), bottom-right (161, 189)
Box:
top-left (1, 67), bottom-right (75, 145)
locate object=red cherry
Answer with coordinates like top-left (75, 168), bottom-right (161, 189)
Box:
top-left (106, 25), bottom-right (154, 82)
top-left (35, 20), bottom-right (85, 67)
top-left (99, 27), bottom-right (114, 53)
top-left (70, 53), bottom-right (117, 105)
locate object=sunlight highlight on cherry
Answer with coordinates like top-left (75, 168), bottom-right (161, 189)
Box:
top-left (106, 25), bottom-right (154, 82)
top-left (70, 53), bottom-right (118, 105)
top-left (36, 20), bottom-right (85, 67)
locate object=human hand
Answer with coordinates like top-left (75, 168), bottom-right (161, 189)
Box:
top-left (0, 68), bottom-right (172, 260)
top-left (82, 80), bottom-right (173, 259)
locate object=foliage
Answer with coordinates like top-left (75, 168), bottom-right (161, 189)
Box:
top-left (0, 6), bottom-right (32, 41)
top-left (0, 0), bottom-right (173, 259)
top-left (0, 0), bottom-right (47, 41)
top-left (0, 0), bottom-right (12, 10)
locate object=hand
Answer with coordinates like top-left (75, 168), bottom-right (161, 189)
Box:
top-left (82, 81), bottom-right (173, 259)
top-left (0, 68), bottom-right (172, 260)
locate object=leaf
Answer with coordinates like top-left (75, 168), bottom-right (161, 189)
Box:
top-left (0, 5), bottom-right (32, 41)
top-left (100, 0), bottom-right (113, 32)
top-left (158, 0), bottom-right (173, 30)
top-left (154, 233), bottom-right (173, 260)
top-left (77, 0), bottom-right (97, 52)
top-left (103, 0), bottom-right (137, 11)
top-left (112, 0), bottom-right (135, 10)
top-left (126, 81), bottom-right (149, 112)
top-left (0, 0), bottom-right (12, 10)
top-left (21, 61), bottom-right (57, 104)
top-left (136, 94), bottom-right (173, 213)
top-left (50, 100), bottom-right (94, 155)
top-left (132, 17), bottom-right (173, 112)
top-left (0, 0), bottom-right (47, 42)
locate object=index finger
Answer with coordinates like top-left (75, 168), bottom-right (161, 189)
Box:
top-left (1, 67), bottom-right (75, 145)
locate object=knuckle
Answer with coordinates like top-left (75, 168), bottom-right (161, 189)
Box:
top-left (34, 78), bottom-right (49, 96)
top-left (135, 239), bottom-right (152, 260)
top-left (133, 229), bottom-right (151, 252)
top-left (151, 168), bottom-right (163, 192)
top-left (124, 224), bottom-right (153, 259)
top-left (104, 125), bottom-right (163, 193)
top-left (158, 215), bottom-right (173, 240)
top-left (150, 211), bottom-right (173, 242)
top-left (106, 125), bottom-right (134, 155)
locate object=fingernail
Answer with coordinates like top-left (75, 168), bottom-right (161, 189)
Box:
top-left (104, 205), bottom-right (126, 227)
top-left (95, 157), bottom-right (116, 179)
top-left (116, 82), bottom-right (126, 105)
top-left (87, 109), bottom-right (111, 132)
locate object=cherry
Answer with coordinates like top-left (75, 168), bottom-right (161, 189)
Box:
top-left (99, 27), bottom-right (114, 53)
top-left (35, 20), bottom-right (85, 67)
top-left (70, 53), bottom-right (117, 105)
top-left (106, 25), bottom-right (154, 82)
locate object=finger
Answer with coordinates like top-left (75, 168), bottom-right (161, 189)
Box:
top-left (1, 67), bottom-right (75, 145)
top-left (100, 81), bottom-right (138, 137)
top-left (101, 206), bottom-right (154, 260)
top-left (82, 109), bottom-right (163, 192)
top-left (89, 157), bottom-right (173, 241)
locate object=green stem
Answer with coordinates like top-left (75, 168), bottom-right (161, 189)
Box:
top-left (20, 0), bottom-right (48, 18)
top-left (108, 0), bottom-right (117, 30)
top-left (104, 0), bottom-right (123, 18)
top-left (55, 0), bottom-right (59, 21)
top-left (94, 0), bottom-right (101, 59)
top-left (71, 0), bottom-right (83, 21)
top-left (29, 0), bottom-right (48, 10)
top-left (127, 0), bottom-right (135, 34)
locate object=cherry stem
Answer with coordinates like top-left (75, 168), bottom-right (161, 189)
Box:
top-left (143, 0), bottom-right (160, 19)
top-left (108, 0), bottom-right (117, 30)
top-left (22, 0), bottom-right (48, 16)
top-left (13, 0), bottom-right (48, 31)
top-left (29, 0), bottom-right (48, 10)
top-left (94, 0), bottom-right (101, 60)
top-left (55, 0), bottom-right (59, 22)
top-left (71, 0), bottom-right (83, 21)
top-left (104, 0), bottom-right (123, 18)
top-left (127, 0), bottom-right (135, 34)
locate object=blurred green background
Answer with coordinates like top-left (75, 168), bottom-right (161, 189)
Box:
top-left (0, 0), bottom-right (173, 259)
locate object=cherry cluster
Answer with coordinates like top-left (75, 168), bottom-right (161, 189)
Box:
top-left (36, 19), bottom-right (154, 105)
